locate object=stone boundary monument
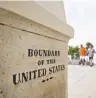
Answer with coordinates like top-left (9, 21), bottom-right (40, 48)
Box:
top-left (0, 1), bottom-right (73, 98)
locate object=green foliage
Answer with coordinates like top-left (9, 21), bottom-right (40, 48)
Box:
top-left (68, 46), bottom-right (79, 59)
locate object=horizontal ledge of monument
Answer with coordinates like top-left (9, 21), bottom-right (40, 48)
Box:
top-left (0, 1), bottom-right (74, 39)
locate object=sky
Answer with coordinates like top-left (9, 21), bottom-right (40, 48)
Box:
top-left (64, 0), bottom-right (96, 47)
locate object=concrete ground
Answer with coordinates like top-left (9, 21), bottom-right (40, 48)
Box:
top-left (68, 65), bottom-right (96, 98)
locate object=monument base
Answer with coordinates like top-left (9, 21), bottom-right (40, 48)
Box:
top-left (0, 8), bottom-right (69, 98)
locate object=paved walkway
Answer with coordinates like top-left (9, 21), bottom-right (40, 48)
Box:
top-left (68, 65), bottom-right (96, 98)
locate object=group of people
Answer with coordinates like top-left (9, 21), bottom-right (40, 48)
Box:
top-left (79, 44), bottom-right (95, 66)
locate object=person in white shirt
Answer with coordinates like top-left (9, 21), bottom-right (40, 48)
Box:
top-left (87, 44), bottom-right (95, 66)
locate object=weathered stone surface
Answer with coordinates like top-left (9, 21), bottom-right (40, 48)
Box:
top-left (0, 8), bottom-right (69, 98)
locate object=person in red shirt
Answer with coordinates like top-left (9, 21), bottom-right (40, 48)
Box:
top-left (79, 44), bottom-right (86, 65)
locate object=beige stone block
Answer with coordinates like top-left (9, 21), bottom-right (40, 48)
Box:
top-left (0, 8), bottom-right (70, 98)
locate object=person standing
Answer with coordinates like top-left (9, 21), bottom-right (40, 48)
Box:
top-left (87, 44), bottom-right (95, 66)
top-left (79, 44), bottom-right (86, 65)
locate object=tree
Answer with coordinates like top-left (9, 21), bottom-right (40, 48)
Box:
top-left (68, 46), bottom-right (79, 59)
top-left (74, 46), bottom-right (79, 58)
